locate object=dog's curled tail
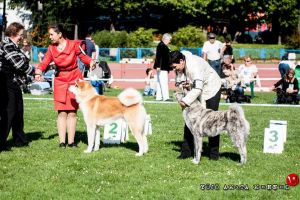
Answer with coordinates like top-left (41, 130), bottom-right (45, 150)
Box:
top-left (118, 88), bottom-right (143, 106)
top-left (229, 104), bottom-right (250, 139)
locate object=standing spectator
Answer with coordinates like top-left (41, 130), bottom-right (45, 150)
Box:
top-left (169, 50), bottom-right (222, 160)
top-left (0, 22), bottom-right (35, 151)
top-left (202, 33), bottom-right (224, 76)
top-left (220, 38), bottom-right (234, 63)
top-left (143, 68), bottom-right (157, 96)
top-left (91, 39), bottom-right (99, 61)
top-left (35, 24), bottom-right (95, 148)
top-left (83, 34), bottom-right (96, 77)
top-left (154, 33), bottom-right (173, 101)
top-left (22, 39), bottom-right (32, 60)
top-left (278, 53), bottom-right (296, 78)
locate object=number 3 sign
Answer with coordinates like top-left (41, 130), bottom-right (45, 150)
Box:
top-left (263, 128), bottom-right (284, 154)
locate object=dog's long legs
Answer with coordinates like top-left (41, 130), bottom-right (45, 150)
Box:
top-left (131, 128), bottom-right (144, 156)
top-left (84, 124), bottom-right (96, 153)
top-left (93, 126), bottom-right (100, 151)
top-left (125, 108), bottom-right (147, 156)
top-left (237, 141), bottom-right (247, 165)
top-left (143, 134), bottom-right (148, 154)
top-left (229, 130), bottom-right (247, 165)
top-left (192, 136), bottom-right (203, 165)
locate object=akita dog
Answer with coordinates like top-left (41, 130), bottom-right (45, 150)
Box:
top-left (69, 80), bottom-right (148, 156)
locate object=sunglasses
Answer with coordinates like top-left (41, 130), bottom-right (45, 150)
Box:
top-left (245, 60), bottom-right (251, 62)
top-left (209, 37), bottom-right (215, 39)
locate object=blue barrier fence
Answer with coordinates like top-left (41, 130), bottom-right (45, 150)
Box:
top-left (31, 46), bottom-right (300, 63)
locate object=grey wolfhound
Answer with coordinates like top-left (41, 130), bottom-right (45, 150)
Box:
top-left (175, 92), bottom-right (250, 165)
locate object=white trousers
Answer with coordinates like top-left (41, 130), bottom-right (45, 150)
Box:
top-left (156, 70), bottom-right (170, 101)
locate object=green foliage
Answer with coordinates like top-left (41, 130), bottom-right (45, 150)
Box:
top-left (9, 0), bottom-right (299, 46)
top-left (172, 26), bottom-right (207, 47)
top-left (286, 32), bottom-right (300, 49)
top-left (127, 28), bottom-right (158, 48)
top-left (92, 30), bottom-right (128, 48)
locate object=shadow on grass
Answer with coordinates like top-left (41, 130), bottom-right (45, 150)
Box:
top-left (6, 131), bottom-right (44, 148)
top-left (74, 131), bottom-right (139, 153)
top-left (219, 152), bottom-right (240, 162)
top-left (170, 140), bottom-right (240, 162)
top-left (27, 131), bottom-right (45, 142)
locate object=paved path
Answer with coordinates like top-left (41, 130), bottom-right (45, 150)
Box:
top-left (108, 62), bottom-right (280, 90)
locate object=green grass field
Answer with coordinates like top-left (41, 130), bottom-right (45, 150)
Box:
top-left (0, 90), bottom-right (299, 199)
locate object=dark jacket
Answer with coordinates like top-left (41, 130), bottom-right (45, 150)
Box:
top-left (154, 41), bottom-right (172, 72)
top-left (274, 77), bottom-right (299, 94)
top-left (0, 37), bottom-right (34, 88)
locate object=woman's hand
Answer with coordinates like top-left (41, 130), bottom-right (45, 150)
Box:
top-left (286, 88), bottom-right (293, 93)
top-left (179, 101), bottom-right (187, 110)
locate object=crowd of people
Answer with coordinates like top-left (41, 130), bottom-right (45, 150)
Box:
top-left (0, 21), bottom-right (299, 155)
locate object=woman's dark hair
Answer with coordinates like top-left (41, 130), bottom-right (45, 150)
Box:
top-left (146, 68), bottom-right (152, 75)
top-left (285, 68), bottom-right (295, 80)
top-left (5, 22), bottom-right (24, 37)
top-left (48, 24), bottom-right (67, 38)
top-left (169, 50), bottom-right (185, 64)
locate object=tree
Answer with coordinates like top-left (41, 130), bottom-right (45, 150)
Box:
top-left (9, 0), bottom-right (300, 45)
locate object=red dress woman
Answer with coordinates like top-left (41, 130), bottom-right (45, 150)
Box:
top-left (35, 24), bottom-right (94, 148)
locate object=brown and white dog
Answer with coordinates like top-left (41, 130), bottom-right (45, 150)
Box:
top-left (69, 80), bottom-right (148, 156)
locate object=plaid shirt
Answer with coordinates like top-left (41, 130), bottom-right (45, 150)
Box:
top-left (0, 37), bottom-right (33, 76)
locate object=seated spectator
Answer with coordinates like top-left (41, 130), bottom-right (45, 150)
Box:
top-left (272, 69), bottom-right (299, 104)
top-left (237, 55), bottom-right (258, 88)
top-left (143, 68), bottom-right (157, 96)
top-left (220, 56), bottom-right (236, 89)
top-left (278, 53), bottom-right (296, 78)
top-left (220, 57), bottom-right (249, 103)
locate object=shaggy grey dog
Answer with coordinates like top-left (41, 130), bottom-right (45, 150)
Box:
top-left (175, 92), bottom-right (250, 165)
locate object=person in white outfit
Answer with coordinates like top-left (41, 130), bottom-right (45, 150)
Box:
top-left (154, 33), bottom-right (173, 101)
top-left (202, 33), bottom-right (224, 76)
top-left (170, 50), bottom-right (222, 160)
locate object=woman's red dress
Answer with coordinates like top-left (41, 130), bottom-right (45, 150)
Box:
top-left (38, 39), bottom-right (91, 110)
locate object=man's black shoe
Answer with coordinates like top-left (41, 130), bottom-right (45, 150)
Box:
top-left (14, 142), bottom-right (29, 147)
top-left (177, 152), bottom-right (192, 159)
top-left (0, 145), bottom-right (11, 152)
top-left (209, 156), bottom-right (219, 161)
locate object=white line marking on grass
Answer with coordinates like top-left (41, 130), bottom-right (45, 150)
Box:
top-left (24, 98), bottom-right (300, 108)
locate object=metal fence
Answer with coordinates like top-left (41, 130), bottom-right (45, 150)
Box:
top-left (31, 46), bottom-right (300, 63)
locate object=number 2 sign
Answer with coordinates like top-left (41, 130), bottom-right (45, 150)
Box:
top-left (103, 119), bottom-right (128, 144)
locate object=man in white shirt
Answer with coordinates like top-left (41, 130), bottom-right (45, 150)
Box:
top-left (170, 50), bottom-right (222, 160)
top-left (202, 33), bottom-right (223, 76)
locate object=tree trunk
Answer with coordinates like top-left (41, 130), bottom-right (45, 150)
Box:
top-left (74, 24), bottom-right (78, 40)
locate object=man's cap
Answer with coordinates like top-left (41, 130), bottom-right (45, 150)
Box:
top-left (223, 55), bottom-right (231, 59)
top-left (208, 33), bottom-right (216, 38)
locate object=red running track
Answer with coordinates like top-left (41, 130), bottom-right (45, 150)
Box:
top-left (108, 62), bottom-right (280, 89)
